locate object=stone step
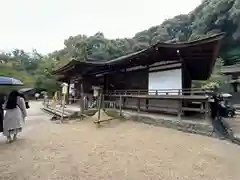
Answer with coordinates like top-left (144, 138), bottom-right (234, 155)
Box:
top-left (47, 106), bottom-right (72, 116)
top-left (42, 107), bottom-right (71, 118)
top-left (55, 106), bottom-right (79, 114)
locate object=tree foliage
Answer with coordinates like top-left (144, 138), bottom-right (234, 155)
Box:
top-left (34, 56), bottom-right (60, 94)
top-left (201, 58), bottom-right (226, 89)
top-left (0, 49), bottom-right (60, 93)
top-left (0, 49), bottom-right (39, 87)
top-left (1, 0), bottom-right (240, 90)
top-left (50, 0), bottom-right (240, 67)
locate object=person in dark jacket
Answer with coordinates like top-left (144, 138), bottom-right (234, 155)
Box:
top-left (0, 94), bottom-right (5, 133)
top-left (210, 93), bottom-right (229, 139)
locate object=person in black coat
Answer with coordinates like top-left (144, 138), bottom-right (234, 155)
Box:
top-left (0, 94), bottom-right (5, 133)
top-left (210, 93), bottom-right (229, 139)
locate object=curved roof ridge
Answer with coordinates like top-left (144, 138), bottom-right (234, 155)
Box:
top-left (52, 33), bottom-right (225, 75)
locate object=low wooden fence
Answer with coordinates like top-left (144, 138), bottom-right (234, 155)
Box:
top-left (103, 93), bottom-right (210, 120)
top-left (44, 88), bottom-right (213, 121)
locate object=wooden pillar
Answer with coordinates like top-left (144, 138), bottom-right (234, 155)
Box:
top-left (97, 93), bottom-right (102, 122)
top-left (177, 89), bottom-right (182, 120)
top-left (66, 79), bottom-right (70, 104)
top-left (137, 98), bottom-right (140, 112)
top-left (232, 74), bottom-right (239, 92)
top-left (123, 68), bottom-right (127, 89)
top-left (123, 97), bottom-right (126, 108)
top-left (146, 99), bottom-right (149, 110)
top-left (119, 95), bottom-right (122, 116)
top-left (103, 75), bottom-right (108, 94)
top-left (80, 82), bottom-right (84, 114)
top-left (103, 75), bottom-right (110, 104)
top-left (178, 99), bottom-right (182, 120)
top-left (204, 99), bottom-right (209, 120)
top-left (181, 60), bottom-right (192, 94)
top-left (232, 81), bottom-right (238, 93)
top-left (181, 57), bottom-right (192, 116)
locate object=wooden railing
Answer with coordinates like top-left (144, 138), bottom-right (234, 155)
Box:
top-left (43, 88), bottom-right (213, 120)
top-left (221, 65), bottom-right (240, 74)
top-left (107, 88), bottom-right (212, 96)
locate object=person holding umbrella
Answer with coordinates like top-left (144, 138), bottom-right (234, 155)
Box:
top-left (0, 76), bottom-right (26, 142)
top-left (3, 90), bottom-right (27, 143)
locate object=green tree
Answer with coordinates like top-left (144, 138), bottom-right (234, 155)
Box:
top-left (34, 56), bottom-right (60, 94)
top-left (200, 58), bottom-right (226, 89)
top-left (3, 0), bottom-right (240, 91)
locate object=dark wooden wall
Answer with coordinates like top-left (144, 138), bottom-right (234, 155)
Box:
top-left (125, 70), bottom-right (148, 90)
top-left (72, 65), bottom-right (193, 103)
top-left (106, 69), bottom-right (148, 91)
top-left (182, 63), bottom-right (192, 90)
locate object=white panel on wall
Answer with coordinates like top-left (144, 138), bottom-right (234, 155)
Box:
top-left (148, 69), bottom-right (182, 95)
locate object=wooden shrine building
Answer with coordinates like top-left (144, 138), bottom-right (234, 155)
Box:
top-left (53, 33), bottom-right (224, 117)
top-left (221, 64), bottom-right (240, 92)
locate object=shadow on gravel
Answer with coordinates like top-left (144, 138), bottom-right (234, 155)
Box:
top-left (94, 119), bottom-right (126, 129)
top-left (0, 138), bottom-right (27, 150)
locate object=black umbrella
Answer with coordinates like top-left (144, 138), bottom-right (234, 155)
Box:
top-left (0, 76), bottom-right (24, 86)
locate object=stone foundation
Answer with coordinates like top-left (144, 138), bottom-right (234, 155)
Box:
top-left (106, 109), bottom-right (215, 137)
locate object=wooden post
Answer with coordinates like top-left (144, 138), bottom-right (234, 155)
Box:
top-left (146, 99), bottom-right (149, 110)
top-left (61, 94), bottom-right (66, 121)
top-left (61, 83), bottom-right (68, 121)
top-left (178, 99), bottom-right (182, 120)
top-left (79, 83), bottom-right (84, 118)
top-left (119, 95), bottom-right (122, 116)
top-left (102, 94), bottom-right (105, 110)
top-left (137, 98), bottom-right (140, 112)
top-left (178, 89), bottom-right (182, 120)
top-left (97, 93), bottom-right (102, 123)
top-left (123, 97), bottom-right (126, 108)
top-left (66, 79), bottom-right (70, 105)
top-left (205, 99), bottom-right (209, 120)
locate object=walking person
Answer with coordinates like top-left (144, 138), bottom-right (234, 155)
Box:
top-left (35, 92), bottom-right (40, 100)
top-left (3, 90), bottom-right (27, 143)
top-left (71, 90), bottom-right (75, 104)
top-left (43, 92), bottom-right (48, 106)
top-left (83, 95), bottom-right (89, 110)
top-left (19, 93), bottom-right (30, 109)
top-left (0, 94), bottom-right (5, 133)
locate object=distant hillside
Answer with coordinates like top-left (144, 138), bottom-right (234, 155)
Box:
top-left (51, 0), bottom-right (240, 66)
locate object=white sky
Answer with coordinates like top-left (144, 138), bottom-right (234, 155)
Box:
top-left (0, 0), bottom-right (201, 54)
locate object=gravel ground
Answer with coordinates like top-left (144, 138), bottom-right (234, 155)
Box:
top-left (0, 101), bottom-right (240, 180)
